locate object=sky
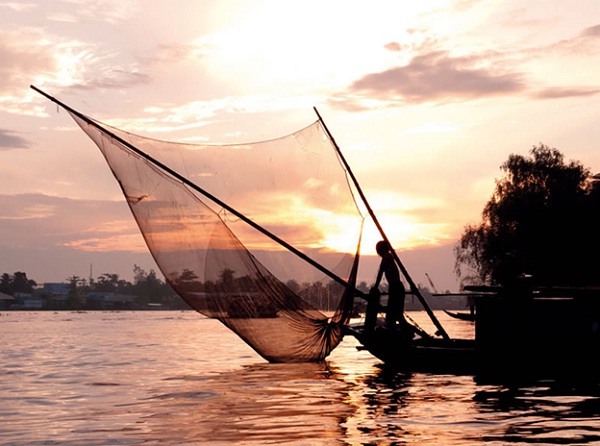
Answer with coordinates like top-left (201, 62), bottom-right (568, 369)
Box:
top-left (1, 0), bottom-right (600, 293)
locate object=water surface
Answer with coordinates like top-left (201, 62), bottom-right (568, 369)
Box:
top-left (1, 311), bottom-right (598, 445)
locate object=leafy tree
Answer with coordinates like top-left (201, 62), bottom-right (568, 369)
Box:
top-left (66, 275), bottom-right (84, 308)
top-left (94, 273), bottom-right (130, 293)
top-left (356, 281), bottom-right (370, 293)
top-left (0, 273), bottom-right (12, 294)
top-left (0, 272), bottom-right (37, 295)
top-left (218, 268), bottom-right (235, 290)
top-left (286, 279), bottom-right (300, 294)
top-left (172, 268), bottom-right (202, 292)
top-left (131, 264), bottom-right (178, 306)
top-left (454, 144), bottom-right (600, 288)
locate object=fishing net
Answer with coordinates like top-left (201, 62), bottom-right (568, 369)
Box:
top-left (68, 112), bottom-right (366, 362)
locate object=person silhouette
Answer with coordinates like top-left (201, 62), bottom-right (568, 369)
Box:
top-left (371, 240), bottom-right (406, 328)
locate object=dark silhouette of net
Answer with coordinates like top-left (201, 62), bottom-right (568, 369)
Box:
top-left (69, 112), bottom-right (365, 362)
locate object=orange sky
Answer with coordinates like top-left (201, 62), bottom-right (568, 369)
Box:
top-left (1, 1), bottom-right (600, 292)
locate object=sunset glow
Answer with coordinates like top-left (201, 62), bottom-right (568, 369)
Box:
top-left (1, 1), bottom-right (599, 291)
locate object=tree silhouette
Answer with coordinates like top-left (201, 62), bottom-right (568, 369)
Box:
top-left (455, 144), bottom-right (600, 288)
top-left (0, 272), bottom-right (37, 295)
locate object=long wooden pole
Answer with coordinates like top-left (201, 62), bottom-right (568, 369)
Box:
top-left (31, 85), bottom-right (364, 297)
top-left (314, 107), bottom-right (449, 340)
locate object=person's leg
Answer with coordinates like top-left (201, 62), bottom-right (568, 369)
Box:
top-left (385, 294), bottom-right (398, 327)
top-left (365, 289), bottom-right (380, 333)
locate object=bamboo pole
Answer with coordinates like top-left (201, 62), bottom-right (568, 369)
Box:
top-left (314, 107), bottom-right (449, 340)
top-left (30, 85), bottom-right (363, 297)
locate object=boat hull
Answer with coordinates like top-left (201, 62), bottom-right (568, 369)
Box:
top-left (344, 324), bottom-right (478, 374)
top-left (443, 309), bottom-right (476, 322)
top-left (345, 294), bottom-right (600, 381)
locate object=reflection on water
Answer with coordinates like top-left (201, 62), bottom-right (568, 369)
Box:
top-left (145, 363), bottom-right (352, 445)
top-left (1, 311), bottom-right (599, 445)
top-left (332, 361), bottom-right (600, 445)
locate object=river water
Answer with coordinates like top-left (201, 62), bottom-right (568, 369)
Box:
top-left (1, 310), bottom-right (598, 445)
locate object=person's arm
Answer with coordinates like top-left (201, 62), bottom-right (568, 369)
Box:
top-left (372, 261), bottom-right (384, 291)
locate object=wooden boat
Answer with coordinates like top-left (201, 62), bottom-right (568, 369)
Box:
top-left (344, 286), bottom-right (600, 380)
top-left (443, 309), bottom-right (475, 322)
top-left (344, 323), bottom-right (478, 374)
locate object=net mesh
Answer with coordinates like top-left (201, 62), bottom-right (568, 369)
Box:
top-left (69, 112), bottom-right (366, 362)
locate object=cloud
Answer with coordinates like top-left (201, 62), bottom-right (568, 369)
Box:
top-left (0, 193), bottom-right (156, 282)
top-left (0, 29), bottom-right (56, 96)
top-left (331, 20), bottom-right (600, 111)
top-left (532, 87), bottom-right (600, 100)
top-left (0, 26), bottom-right (149, 114)
top-left (334, 50), bottom-right (525, 109)
top-left (0, 128), bottom-right (29, 149)
top-left (0, 193), bottom-right (146, 252)
top-left (580, 24), bottom-right (600, 38)
top-left (536, 22), bottom-right (600, 57)
top-left (45, 0), bottom-right (136, 26)
top-left (0, 2), bottom-right (36, 12)
top-left (153, 43), bottom-right (206, 63)
top-left (383, 41), bottom-right (403, 52)
top-left (68, 70), bottom-right (151, 91)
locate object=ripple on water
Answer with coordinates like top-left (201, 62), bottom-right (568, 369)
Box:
top-left (1, 311), bottom-right (599, 445)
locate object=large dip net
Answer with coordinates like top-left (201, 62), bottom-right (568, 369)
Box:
top-left (67, 111), bottom-right (367, 362)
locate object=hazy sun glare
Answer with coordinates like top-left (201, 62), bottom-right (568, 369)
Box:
top-left (191, 2), bottom-right (442, 92)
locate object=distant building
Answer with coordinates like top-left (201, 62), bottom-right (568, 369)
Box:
top-left (0, 291), bottom-right (15, 310)
top-left (86, 292), bottom-right (135, 310)
top-left (41, 283), bottom-right (70, 295)
top-left (14, 292), bottom-right (43, 309)
top-left (37, 283), bottom-right (71, 309)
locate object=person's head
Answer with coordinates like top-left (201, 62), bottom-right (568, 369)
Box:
top-left (375, 240), bottom-right (391, 256)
